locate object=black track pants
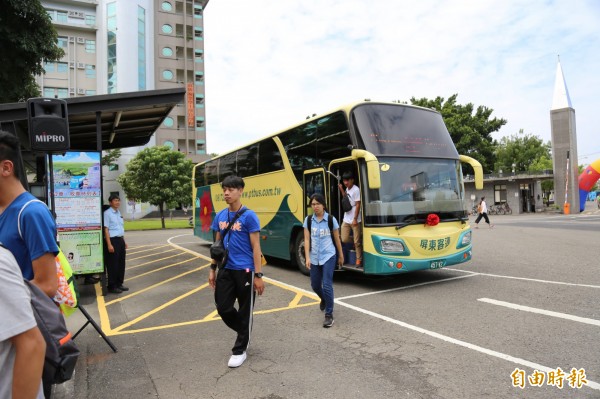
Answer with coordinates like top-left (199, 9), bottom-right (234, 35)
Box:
top-left (214, 268), bottom-right (256, 355)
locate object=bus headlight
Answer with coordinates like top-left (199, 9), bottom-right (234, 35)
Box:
top-left (460, 231), bottom-right (472, 246)
top-left (380, 240), bottom-right (405, 253)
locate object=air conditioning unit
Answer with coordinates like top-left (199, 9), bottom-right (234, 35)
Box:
top-left (77, 88), bottom-right (85, 94)
top-left (69, 88), bottom-right (75, 94)
top-left (68, 36), bottom-right (75, 43)
top-left (76, 37), bottom-right (85, 44)
top-left (77, 62), bottom-right (85, 69)
top-left (69, 62), bottom-right (75, 69)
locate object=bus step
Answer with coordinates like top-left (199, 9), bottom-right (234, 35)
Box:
top-left (340, 263), bottom-right (364, 273)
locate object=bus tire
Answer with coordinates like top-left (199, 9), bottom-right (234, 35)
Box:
top-left (293, 233), bottom-right (310, 276)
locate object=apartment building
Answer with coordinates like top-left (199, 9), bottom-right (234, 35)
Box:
top-left (40, 0), bottom-right (209, 161)
top-left (39, 0), bottom-right (210, 215)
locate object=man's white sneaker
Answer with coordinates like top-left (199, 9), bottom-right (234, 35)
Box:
top-left (228, 352), bottom-right (247, 368)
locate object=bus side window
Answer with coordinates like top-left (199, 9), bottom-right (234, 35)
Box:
top-left (219, 152), bottom-right (237, 181)
top-left (258, 139), bottom-right (283, 174)
top-left (237, 144), bottom-right (258, 178)
top-left (195, 163), bottom-right (206, 187)
top-left (206, 160), bottom-right (218, 185)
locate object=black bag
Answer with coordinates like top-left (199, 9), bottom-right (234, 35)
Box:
top-left (25, 279), bottom-right (80, 385)
top-left (209, 239), bottom-right (226, 262)
top-left (341, 194), bottom-right (353, 213)
top-left (210, 208), bottom-right (247, 266)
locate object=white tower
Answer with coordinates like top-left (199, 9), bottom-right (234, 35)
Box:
top-left (550, 57), bottom-right (579, 214)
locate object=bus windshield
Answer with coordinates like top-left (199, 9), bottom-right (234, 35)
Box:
top-left (352, 103), bottom-right (459, 158)
top-left (363, 157), bottom-right (466, 226)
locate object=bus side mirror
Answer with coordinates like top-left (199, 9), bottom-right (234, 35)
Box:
top-left (459, 155), bottom-right (483, 190)
top-left (351, 149), bottom-right (381, 190)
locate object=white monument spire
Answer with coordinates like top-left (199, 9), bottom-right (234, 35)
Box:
top-left (551, 55), bottom-right (572, 110)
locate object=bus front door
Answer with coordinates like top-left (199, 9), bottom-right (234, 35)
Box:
top-left (303, 168), bottom-right (328, 219)
top-left (294, 168), bottom-right (328, 276)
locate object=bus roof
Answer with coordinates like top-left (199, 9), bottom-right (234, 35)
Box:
top-left (197, 100), bottom-right (441, 165)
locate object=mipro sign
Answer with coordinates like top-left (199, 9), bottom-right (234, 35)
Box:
top-left (34, 134), bottom-right (67, 143)
top-left (27, 98), bottom-right (70, 152)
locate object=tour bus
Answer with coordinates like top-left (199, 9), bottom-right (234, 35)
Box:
top-left (193, 101), bottom-right (483, 275)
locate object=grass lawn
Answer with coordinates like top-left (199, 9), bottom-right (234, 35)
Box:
top-left (124, 218), bottom-right (192, 231)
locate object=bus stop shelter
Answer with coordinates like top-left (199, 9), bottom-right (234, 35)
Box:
top-left (0, 87), bottom-right (186, 167)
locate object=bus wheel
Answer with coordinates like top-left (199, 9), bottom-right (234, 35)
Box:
top-left (293, 233), bottom-right (309, 276)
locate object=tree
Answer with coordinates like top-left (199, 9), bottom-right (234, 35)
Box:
top-left (0, 0), bottom-right (64, 103)
top-left (410, 94), bottom-right (506, 174)
top-left (494, 130), bottom-right (551, 173)
top-left (117, 146), bottom-right (194, 229)
top-left (101, 149), bottom-right (122, 167)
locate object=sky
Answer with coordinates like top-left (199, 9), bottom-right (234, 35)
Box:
top-left (203, 0), bottom-right (600, 165)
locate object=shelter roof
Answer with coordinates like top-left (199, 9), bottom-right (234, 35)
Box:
top-left (0, 88), bottom-right (186, 156)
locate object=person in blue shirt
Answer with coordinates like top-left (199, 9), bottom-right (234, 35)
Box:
top-left (0, 131), bottom-right (58, 298)
top-left (103, 194), bottom-right (129, 294)
top-left (303, 193), bottom-right (344, 328)
top-left (208, 175), bottom-right (264, 368)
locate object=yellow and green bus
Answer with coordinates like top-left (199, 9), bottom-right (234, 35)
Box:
top-left (192, 101), bottom-right (483, 275)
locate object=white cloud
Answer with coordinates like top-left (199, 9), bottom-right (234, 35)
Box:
top-left (204, 0), bottom-right (600, 163)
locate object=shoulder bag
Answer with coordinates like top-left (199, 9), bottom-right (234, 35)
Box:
top-left (210, 208), bottom-right (247, 267)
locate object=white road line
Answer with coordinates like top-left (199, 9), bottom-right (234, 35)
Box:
top-left (451, 269), bottom-right (600, 289)
top-left (478, 298), bottom-right (600, 327)
top-left (337, 274), bottom-right (477, 301)
top-left (167, 236), bottom-right (600, 391)
top-left (337, 299), bottom-right (600, 391)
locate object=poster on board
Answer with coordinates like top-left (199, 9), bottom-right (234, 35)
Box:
top-left (51, 151), bottom-right (104, 274)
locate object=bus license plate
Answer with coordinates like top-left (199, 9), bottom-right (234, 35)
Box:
top-left (430, 260), bottom-right (446, 269)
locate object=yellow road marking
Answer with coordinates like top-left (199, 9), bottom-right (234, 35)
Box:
top-left (95, 283), bottom-right (113, 332)
top-left (105, 263), bottom-right (210, 306)
top-left (127, 253), bottom-right (191, 270)
top-left (111, 283), bottom-right (210, 333)
top-left (125, 256), bottom-right (201, 280)
top-left (127, 244), bottom-right (170, 255)
top-left (128, 247), bottom-right (178, 261)
top-left (202, 310), bottom-right (220, 321)
top-left (96, 241), bottom-right (321, 336)
top-left (106, 298), bottom-right (318, 336)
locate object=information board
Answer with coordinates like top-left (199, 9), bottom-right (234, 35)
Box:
top-left (51, 151), bottom-right (104, 274)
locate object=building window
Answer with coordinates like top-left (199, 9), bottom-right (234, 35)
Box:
top-left (163, 140), bottom-right (175, 149)
top-left (162, 24), bottom-right (173, 34)
top-left (57, 10), bottom-right (68, 23)
top-left (43, 87), bottom-right (55, 98)
top-left (194, 28), bottom-right (203, 39)
top-left (85, 39), bottom-right (96, 53)
top-left (195, 95), bottom-right (204, 106)
top-left (494, 184), bottom-right (507, 204)
top-left (163, 117), bottom-right (174, 127)
top-left (108, 164), bottom-right (119, 171)
top-left (85, 65), bottom-right (96, 78)
top-left (162, 47), bottom-right (173, 57)
top-left (85, 14), bottom-right (95, 26)
top-left (138, 6), bottom-right (146, 90)
top-left (194, 5), bottom-right (203, 17)
top-left (86, 90), bottom-right (96, 96)
top-left (57, 62), bottom-right (68, 73)
top-left (44, 62), bottom-right (56, 73)
top-left (57, 88), bottom-right (68, 98)
top-left (195, 118), bottom-right (205, 128)
top-left (161, 1), bottom-right (173, 12)
top-left (57, 36), bottom-right (68, 48)
top-left (48, 10), bottom-right (68, 23)
top-left (107, 2), bottom-right (117, 94)
top-left (162, 70), bottom-right (173, 80)
top-left (194, 49), bottom-right (203, 62)
top-left (194, 72), bottom-right (204, 84)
